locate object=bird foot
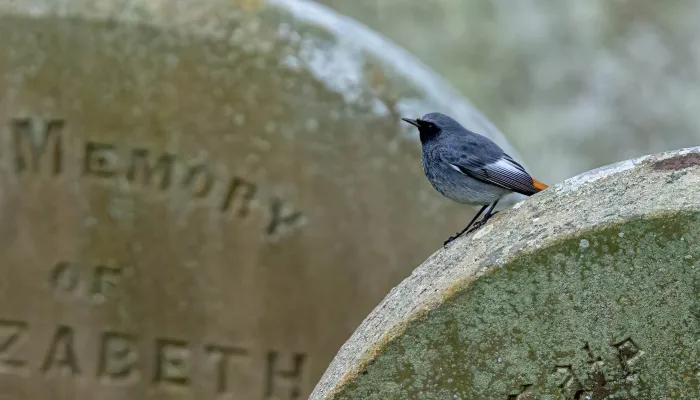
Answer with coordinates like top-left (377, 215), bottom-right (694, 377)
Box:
top-left (466, 211), bottom-right (499, 234)
top-left (466, 220), bottom-right (487, 234)
top-left (443, 232), bottom-right (463, 248)
top-left (443, 211), bottom-right (501, 248)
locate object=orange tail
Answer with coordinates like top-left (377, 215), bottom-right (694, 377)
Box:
top-left (532, 177), bottom-right (548, 191)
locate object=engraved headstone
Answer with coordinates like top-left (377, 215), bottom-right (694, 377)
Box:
top-left (311, 148), bottom-right (700, 399)
top-left (0, 0), bottom-right (522, 399)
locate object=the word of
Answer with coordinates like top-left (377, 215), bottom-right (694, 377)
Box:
top-left (10, 117), bottom-right (304, 238)
top-left (51, 261), bottom-right (124, 302)
top-left (0, 320), bottom-right (307, 399)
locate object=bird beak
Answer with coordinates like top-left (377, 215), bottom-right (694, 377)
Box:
top-left (401, 117), bottom-right (420, 128)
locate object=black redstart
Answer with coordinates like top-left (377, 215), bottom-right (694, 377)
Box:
top-left (402, 112), bottom-right (548, 246)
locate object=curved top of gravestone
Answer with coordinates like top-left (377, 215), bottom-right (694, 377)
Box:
top-left (0, 0), bottom-right (517, 159)
top-left (311, 146), bottom-right (700, 399)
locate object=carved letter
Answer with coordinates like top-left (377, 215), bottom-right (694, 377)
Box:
top-left (613, 338), bottom-right (644, 379)
top-left (50, 261), bottom-right (80, 295)
top-left (206, 344), bottom-right (248, 393)
top-left (264, 351), bottom-right (307, 400)
top-left (98, 332), bottom-right (139, 383)
top-left (42, 326), bottom-right (80, 375)
top-left (220, 176), bottom-right (257, 216)
top-left (267, 197), bottom-right (304, 236)
top-left (154, 338), bottom-right (190, 386)
top-left (13, 118), bottom-right (64, 174)
top-left (507, 383), bottom-right (532, 400)
top-left (91, 265), bottom-right (123, 299)
top-left (183, 164), bottom-right (214, 198)
top-left (84, 141), bottom-right (118, 178)
top-left (127, 149), bottom-right (175, 190)
top-left (0, 320), bottom-right (27, 374)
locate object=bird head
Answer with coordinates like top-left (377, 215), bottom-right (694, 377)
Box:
top-left (401, 112), bottom-right (463, 143)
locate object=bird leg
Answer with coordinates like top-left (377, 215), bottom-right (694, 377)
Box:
top-left (443, 204), bottom-right (488, 247)
top-left (466, 201), bottom-right (499, 233)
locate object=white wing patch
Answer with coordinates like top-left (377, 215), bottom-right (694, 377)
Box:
top-left (488, 158), bottom-right (529, 178)
top-left (450, 155), bottom-right (538, 195)
top-left (502, 154), bottom-right (527, 172)
top-left (449, 163), bottom-right (463, 173)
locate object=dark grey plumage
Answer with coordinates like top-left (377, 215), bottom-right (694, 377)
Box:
top-left (402, 112), bottom-right (547, 245)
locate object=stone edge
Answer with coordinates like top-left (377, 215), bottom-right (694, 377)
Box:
top-left (310, 146), bottom-right (700, 399)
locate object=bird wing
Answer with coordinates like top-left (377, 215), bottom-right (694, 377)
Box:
top-left (445, 151), bottom-right (541, 196)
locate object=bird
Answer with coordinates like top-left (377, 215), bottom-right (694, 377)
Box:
top-left (401, 112), bottom-right (548, 247)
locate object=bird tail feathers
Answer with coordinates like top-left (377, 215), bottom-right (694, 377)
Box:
top-left (532, 178), bottom-right (548, 192)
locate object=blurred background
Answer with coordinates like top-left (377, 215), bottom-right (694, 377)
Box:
top-left (320, 0), bottom-right (700, 183)
top-left (2, 0), bottom-right (700, 399)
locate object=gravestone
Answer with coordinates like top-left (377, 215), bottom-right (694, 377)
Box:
top-left (311, 147), bottom-right (700, 399)
top-left (0, 0), bottom-right (523, 399)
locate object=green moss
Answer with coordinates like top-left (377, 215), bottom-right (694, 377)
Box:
top-left (336, 212), bottom-right (700, 399)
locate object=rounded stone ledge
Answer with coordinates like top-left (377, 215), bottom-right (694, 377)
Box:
top-left (311, 146), bottom-right (700, 399)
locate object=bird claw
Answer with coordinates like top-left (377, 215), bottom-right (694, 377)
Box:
top-left (443, 211), bottom-right (501, 248)
top-left (466, 211), bottom-right (499, 234)
top-left (466, 220), bottom-right (487, 234)
top-left (443, 233), bottom-right (462, 248)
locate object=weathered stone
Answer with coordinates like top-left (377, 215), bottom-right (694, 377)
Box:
top-left (311, 147), bottom-right (700, 399)
top-left (0, 0), bottom-right (521, 399)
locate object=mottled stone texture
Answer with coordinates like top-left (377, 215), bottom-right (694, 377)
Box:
top-left (312, 147), bottom-right (700, 400)
top-left (0, 1), bottom-right (519, 399)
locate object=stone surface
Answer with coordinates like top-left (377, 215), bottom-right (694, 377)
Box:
top-left (0, 1), bottom-right (521, 399)
top-left (311, 147), bottom-right (700, 399)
